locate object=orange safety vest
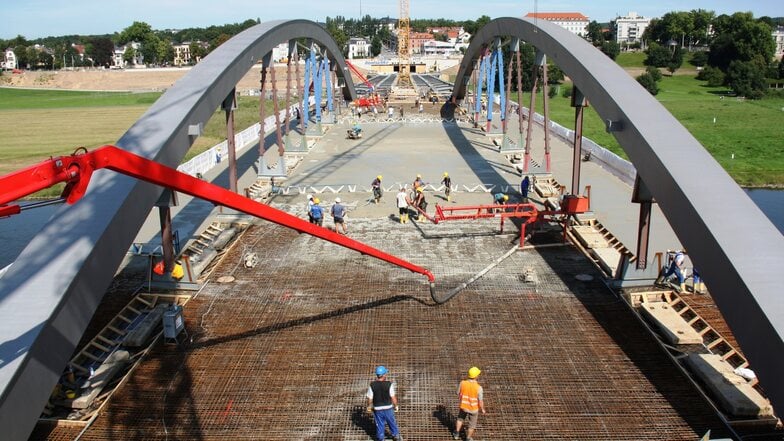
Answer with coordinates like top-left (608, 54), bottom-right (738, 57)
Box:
top-left (459, 379), bottom-right (481, 412)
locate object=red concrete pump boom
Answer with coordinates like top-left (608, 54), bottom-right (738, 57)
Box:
top-left (0, 146), bottom-right (436, 292)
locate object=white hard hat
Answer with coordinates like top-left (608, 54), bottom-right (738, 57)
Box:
top-left (306, 194), bottom-right (313, 199)
top-left (335, 197), bottom-right (341, 203)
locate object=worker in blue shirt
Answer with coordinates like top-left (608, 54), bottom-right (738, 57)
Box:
top-left (309, 198), bottom-right (324, 227)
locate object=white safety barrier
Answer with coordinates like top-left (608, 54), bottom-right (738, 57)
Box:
top-left (177, 97), bottom-right (317, 177)
top-left (488, 94), bottom-right (637, 185)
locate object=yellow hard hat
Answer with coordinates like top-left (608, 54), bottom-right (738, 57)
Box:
top-left (377, 175), bottom-right (383, 180)
top-left (443, 172), bottom-right (448, 177)
top-left (313, 197), bottom-right (320, 204)
top-left (416, 174), bottom-right (422, 178)
top-left (468, 367), bottom-right (481, 379)
top-left (171, 263), bottom-right (184, 280)
top-left (503, 195), bottom-right (509, 201)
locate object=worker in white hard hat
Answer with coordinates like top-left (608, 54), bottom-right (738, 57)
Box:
top-left (453, 366), bottom-right (486, 441)
top-left (331, 197), bottom-right (347, 234)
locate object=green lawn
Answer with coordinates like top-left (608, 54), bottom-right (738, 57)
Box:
top-left (0, 87), bottom-right (161, 110)
top-left (526, 74), bottom-right (784, 186)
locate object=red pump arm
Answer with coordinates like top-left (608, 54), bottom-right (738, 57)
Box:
top-left (0, 146), bottom-right (436, 289)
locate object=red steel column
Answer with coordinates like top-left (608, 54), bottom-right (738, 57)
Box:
top-left (516, 42), bottom-right (524, 144)
top-left (503, 46), bottom-right (513, 134)
top-left (224, 88), bottom-right (238, 193)
top-left (270, 57), bottom-right (284, 156)
top-left (571, 87), bottom-right (587, 196)
top-left (541, 57), bottom-right (552, 173)
top-left (523, 63), bottom-right (538, 172)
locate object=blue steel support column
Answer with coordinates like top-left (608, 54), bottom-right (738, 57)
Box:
top-left (301, 41), bottom-right (315, 130)
top-left (314, 57), bottom-right (323, 123)
top-left (325, 58), bottom-right (334, 117)
top-left (485, 40), bottom-right (497, 133)
top-left (474, 51), bottom-right (486, 126)
top-left (497, 40), bottom-right (506, 126)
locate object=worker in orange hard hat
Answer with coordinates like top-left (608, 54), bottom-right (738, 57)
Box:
top-left (453, 366), bottom-right (486, 441)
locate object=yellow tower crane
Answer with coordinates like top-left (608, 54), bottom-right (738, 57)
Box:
top-left (397, 0), bottom-right (411, 86)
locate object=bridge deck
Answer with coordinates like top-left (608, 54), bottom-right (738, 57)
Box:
top-left (38, 217), bottom-right (728, 440)
top-left (31, 118), bottom-right (739, 439)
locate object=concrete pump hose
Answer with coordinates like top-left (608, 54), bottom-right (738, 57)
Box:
top-left (431, 245), bottom-right (519, 304)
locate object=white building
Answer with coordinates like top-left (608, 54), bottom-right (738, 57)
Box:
top-left (3, 49), bottom-right (17, 70)
top-left (774, 26), bottom-right (784, 59)
top-left (616, 12), bottom-right (652, 44)
top-left (348, 37), bottom-right (369, 59)
top-left (454, 30), bottom-right (472, 53)
top-left (524, 12), bottom-right (589, 37)
top-left (173, 43), bottom-right (191, 66)
top-left (423, 41), bottom-right (458, 56)
top-left (112, 42), bottom-right (144, 69)
top-left (270, 42), bottom-right (290, 62)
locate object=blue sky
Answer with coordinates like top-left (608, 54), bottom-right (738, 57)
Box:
top-left (2, 0), bottom-right (781, 40)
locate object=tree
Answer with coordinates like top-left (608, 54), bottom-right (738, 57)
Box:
top-left (123, 46), bottom-right (136, 65)
top-left (636, 73), bottom-right (659, 95)
top-left (88, 37), bottom-right (114, 67)
top-left (189, 42), bottom-right (206, 64)
top-left (600, 41), bottom-right (620, 60)
top-left (666, 46), bottom-right (684, 75)
top-left (14, 45), bottom-right (29, 69)
top-left (118, 21), bottom-right (154, 45)
top-left (586, 21), bottom-right (604, 44)
top-left (371, 35), bottom-right (382, 57)
top-left (726, 60), bottom-right (767, 99)
top-left (696, 66), bottom-right (725, 86)
top-left (708, 12), bottom-right (775, 71)
top-left (209, 34), bottom-right (231, 52)
top-left (779, 59), bottom-right (784, 80)
top-left (689, 51), bottom-right (708, 67)
top-left (645, 66), bottom-right (662, 82)
top-left (644, 42), bottom-right (671, 67)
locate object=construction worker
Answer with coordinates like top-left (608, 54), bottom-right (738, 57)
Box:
top-left (441, 172), bottom-right (452, 202)
top-left (414, 187), bottom-right (427, 221)
top-left (372, 175), bottom-right (383, 204)
top-left (656, 249), bottom-right (687, 292)
top-left (309, 198), bottom-right (323, 227)
top-left (453, 366), bottom-right (486, 441)
top-left (306, 194), bottom-right (314, 223)
top-left (331, 197), bottom-right (348, 234)
top-left (520, 175), bottom-right (531, 201)
top-left (412, 174), bottom-right (424, 190)
top-left (493, 193), bottom-right (509, 213)
top-left (396, 188), bottom-right (412, 224)
top-left (366, 366), bottom-right (402, 441)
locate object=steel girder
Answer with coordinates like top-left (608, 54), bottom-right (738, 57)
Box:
top-left (453, 17), bottom-right (784, 418)
top-left (0, 20), bottom-right (356, 440)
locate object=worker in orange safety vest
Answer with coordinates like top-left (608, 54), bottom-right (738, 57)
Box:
top-left (453, 366), bottom-right (486, 441)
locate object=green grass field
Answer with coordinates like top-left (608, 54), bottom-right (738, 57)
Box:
top-left (536, 74), bottom-right (784, 186)
top-left (0, 88), bottom-right (284, 175)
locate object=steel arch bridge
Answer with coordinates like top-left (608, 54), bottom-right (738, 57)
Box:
top-left (451, 17), bottom-right (783, 419)
top-left (0, 17), bottom-right (782, 440)
top-left (0, 19), bottom-right (357, 440)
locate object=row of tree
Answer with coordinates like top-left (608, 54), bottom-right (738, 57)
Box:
top-left (639, 11), bottom-right (782, 98)
top-left (0, 19), bottom-right (259, 70)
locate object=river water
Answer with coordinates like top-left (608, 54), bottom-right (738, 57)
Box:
top-left (1, 189), bottom-right (783, 269)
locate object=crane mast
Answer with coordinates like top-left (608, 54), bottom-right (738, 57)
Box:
top-left (397, 0), bottom-right (411, 86)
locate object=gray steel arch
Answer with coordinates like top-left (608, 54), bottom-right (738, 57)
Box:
top-left (0, 20), bottom-right (357, 440)
top-left (454, 17), bottom-right (784, 418)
